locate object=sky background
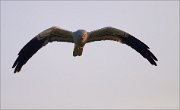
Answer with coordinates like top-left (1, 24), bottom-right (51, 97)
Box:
top-left (1, 1), bottom-right (179, 109)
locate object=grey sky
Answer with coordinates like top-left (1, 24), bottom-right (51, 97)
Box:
top-left (1, 1), bottom-right (179, 109)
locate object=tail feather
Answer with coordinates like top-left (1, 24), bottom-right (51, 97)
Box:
top-left (73, 46), bottom-right (84, 56)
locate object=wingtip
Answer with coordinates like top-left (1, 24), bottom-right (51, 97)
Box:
top-left (14, 67), bottom-right (21, 74)
top-left (12, 58), bottom-right (18, 68)
top-left (12, 36), bottom-right (46, 74)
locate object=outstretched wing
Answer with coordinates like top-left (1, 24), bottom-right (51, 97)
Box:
top-left (87, 27), bottom-right (158, 66)
top-left (12, 26), bottom-right (73, 73)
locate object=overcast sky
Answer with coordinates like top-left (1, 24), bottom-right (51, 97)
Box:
top-left (1, 1), bottom-right (179, 109)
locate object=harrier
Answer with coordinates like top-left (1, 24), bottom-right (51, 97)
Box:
top-left (12, 26), bottom-right (158, 73)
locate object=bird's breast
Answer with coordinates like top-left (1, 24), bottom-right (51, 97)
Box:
top-left (73, 35), bottom-right (88, 46)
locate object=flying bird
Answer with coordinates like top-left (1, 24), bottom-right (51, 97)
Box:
top-left (12, 26), bottom-right (158, 73)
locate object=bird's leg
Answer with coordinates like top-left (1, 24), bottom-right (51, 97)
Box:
top-left (73, 44), bottom-right (84, 57)
top-left (77, 46), bottom-right (84, 56)
top-left (73, 44), bottom-right (79, 57)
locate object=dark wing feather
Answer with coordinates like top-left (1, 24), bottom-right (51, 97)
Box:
top-left (122, 34), bottom-right (158, 66)
top-left (12, 26), bottom-right (73, 73)
top-left (12, 37), bottom-right (45, 73)
top-left (87, 27), bottom-right (158, 66)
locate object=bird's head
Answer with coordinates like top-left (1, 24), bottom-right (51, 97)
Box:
top-left (73, 30), bottom-right (88, 43)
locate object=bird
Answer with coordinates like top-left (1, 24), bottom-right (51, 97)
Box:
top-left (12, 26), bottom-right (158, 73)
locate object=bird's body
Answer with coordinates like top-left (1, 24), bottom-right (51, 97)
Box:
top-left (72, 29), bottom-right (88, 56)
top-left (12, 26), bottom-right (158, 73)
